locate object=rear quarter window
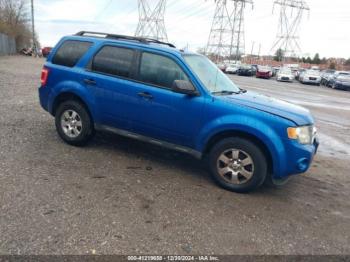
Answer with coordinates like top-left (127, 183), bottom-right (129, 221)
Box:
top-left (52, 40), bottom-right (92, 67)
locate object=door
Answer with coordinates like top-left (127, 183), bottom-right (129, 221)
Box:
top-left (82, 45), bottom-right (141, 130)
top-left (132, 51), bottom-right (206, 147)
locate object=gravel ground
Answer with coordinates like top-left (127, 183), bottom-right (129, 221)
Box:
top-left (0, 56), bottom-right (349, 255)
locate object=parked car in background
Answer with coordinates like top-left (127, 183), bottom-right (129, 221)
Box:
top-left (38, 31), bottom-right (319, 193)
top-left (327, 71), bottom-right (350, 87)
top-left (251, 64), bottom-right (258, 72)
top-left (217, 63), bottom-right (227, 72)
top-left (320, 69), bottom-right (336, 86)
top-left (277, 68), bottom-right (294, 82)
top-left (41, 47), bottom-right (53, 58)
top-left (256, 66), bottom-right (272, 79)
top-left (225, 64), bottom-right (239, 74)
top-left (295, 69), bottom-right (305, 81)
top-left (272, 67), bottom-right (280, 77)
top-left (20, 48), bottom-right (33, 56)
top-left (237, 64), bottom-right (255, 76)
top-left (329, 74), bottom-right (350, 90)
top-left (299, 70), bottom-right (321, 85)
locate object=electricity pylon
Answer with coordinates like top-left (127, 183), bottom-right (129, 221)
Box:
top-left (135, 0), bottom-right (168, 42)
top-left (271, 0), bottom-right (310, 59)
top-left (206, 0), bottom-right (253, 63)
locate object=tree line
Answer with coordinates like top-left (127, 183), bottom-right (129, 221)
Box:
top-left (274, 48), bottom-right (350, 68)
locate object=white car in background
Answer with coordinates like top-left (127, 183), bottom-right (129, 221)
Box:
top-left (225, 64), bottom-right (239, 74)
top-left (300, 70), bottom-right (322, 86)
top-left (277, 67), bottom-right (294, 82)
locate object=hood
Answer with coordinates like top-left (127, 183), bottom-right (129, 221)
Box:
top-left (220, 91), bottom-right (313, 125)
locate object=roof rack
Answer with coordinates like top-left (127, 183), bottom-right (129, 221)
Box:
top-left (75, 31), bottom-right (176, 48)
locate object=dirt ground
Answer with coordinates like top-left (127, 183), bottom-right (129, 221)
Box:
top-left (0, 56), bottom-right (349, 255)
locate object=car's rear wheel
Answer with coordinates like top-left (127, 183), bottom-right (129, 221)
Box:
top-left (209, 137), bottom-right (267, 193)
top-left (55, 100), bottom-right (94, 146)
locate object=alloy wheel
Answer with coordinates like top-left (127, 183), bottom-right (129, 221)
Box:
top-left (216, 149), bottom-right (254, 185)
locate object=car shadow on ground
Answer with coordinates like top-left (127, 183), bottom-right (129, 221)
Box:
top-left (89, 131), bottom-right (212, 183)
top-left (77, 130), bottom-right (295, 197)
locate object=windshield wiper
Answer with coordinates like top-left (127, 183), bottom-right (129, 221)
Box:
top-left (239, 88), bottom-right (247, 93)
top-left (212, 90), bottom-right (239, 95)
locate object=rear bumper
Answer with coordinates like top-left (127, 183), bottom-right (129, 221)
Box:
top-left (256, 73), bottom-right (271, 78)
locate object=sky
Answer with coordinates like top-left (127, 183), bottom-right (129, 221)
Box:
top-left (33, 0), bottom-right (350, 58)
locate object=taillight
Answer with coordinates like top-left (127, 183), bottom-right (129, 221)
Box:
top-left (41, 67), bottom-right (49, 86)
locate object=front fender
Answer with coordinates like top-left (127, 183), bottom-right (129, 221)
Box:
top-left (48, 80), bottom-right (97, 120)
top-left (196, 115), bottom-right (287, 177)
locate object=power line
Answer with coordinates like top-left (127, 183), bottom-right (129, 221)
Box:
top-left (94, 0), bottom-right (113, 21)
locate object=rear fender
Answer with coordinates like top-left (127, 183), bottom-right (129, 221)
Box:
top-left (48, 81), bottom-right (97, 121)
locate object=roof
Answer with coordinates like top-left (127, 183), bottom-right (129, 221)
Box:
top-left (66, 31), bottom-right (184, 56)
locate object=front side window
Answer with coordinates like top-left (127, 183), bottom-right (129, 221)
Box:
top-left (52, 40), bottom-right (92, 67)
top-left (92, 46), bottom-right (135, 78)
top-left (139, 52), bottom-right (189, 89)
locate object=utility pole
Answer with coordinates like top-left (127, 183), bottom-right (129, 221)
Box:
top-left (270, 0), bottom-right (310, 61)
top-left (206, 0), bottom-right (253, 63)
top-left (135, 0), bottom-right (168, 42)
top-left (30, 0), bottom-right (37, 57)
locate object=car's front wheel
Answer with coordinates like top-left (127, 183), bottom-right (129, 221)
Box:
top-left (209, 137), bottom-right (267, 193)
top-left (55, 100), bottom-right (94, 146)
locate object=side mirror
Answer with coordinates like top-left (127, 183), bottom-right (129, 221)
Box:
top-left (172, 80), bottom-right (199, 96)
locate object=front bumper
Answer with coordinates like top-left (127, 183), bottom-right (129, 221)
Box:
top-left (303, 78), bottom-right (321, 84)
top-left (334, 83), bottom-right (350, 90)
top-left (274, 136), bottom-right (319, 179)
top-left (278, 76), bottom-right (293, 82)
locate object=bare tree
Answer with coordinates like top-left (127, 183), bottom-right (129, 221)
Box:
top-left (0, 0), bottom-right (37, 50)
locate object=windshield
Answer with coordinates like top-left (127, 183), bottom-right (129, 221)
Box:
top-left (338, 75), bottom-right (350, 80)
top-left (183, 54), bottom-right (240, 94)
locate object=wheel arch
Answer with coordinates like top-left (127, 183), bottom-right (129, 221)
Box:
top-left (203, 130), bottom-right (274, 175)
top-left (52, 92), bottom-right (93, 123)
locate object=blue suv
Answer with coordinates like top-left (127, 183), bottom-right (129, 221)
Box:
top-left (39, 31), bottom-right (319, 193)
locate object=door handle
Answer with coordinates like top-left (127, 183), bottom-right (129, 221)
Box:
top-left (84, 78), bottom-right (97, 85)
top-left (138, 92), bottom-right (153, 100)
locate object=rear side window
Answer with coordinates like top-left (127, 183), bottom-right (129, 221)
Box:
top-left (139, 52), bottom-right (189, 89)
top-left (91, 46), bottom-right (135, 78)
top-left (52, 40), bottom-right (92, 67)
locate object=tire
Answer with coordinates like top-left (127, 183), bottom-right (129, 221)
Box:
top-left (55, 100), bottom-right (94, 146)
top-left (208, 137), bottom-right (267, 193)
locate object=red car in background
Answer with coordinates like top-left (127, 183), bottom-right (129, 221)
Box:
top-left (256, 66), bottom-right (273, 79)
top-left (41, 47), bottom-right (53, 58)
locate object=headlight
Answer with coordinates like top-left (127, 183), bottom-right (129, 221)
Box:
top-left (287, 125), bottom-right (316, 145)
